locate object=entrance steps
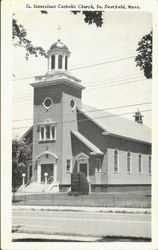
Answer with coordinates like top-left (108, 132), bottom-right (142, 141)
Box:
top-left (17, 182), bottom-right (59, 193)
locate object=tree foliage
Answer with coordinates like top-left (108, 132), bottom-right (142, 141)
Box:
top-left (12, 11), bottom-right (103, 60)
top-left (72, 11), bottom-right (103, 27)
top-left (12, 138), bottom-right (32, 189)
top-left (135, 31), bottom-right (152, 79)
top-left (13, 12), bottom-right (152, 80)
top-left (12, 18), bottom-right (47, 60)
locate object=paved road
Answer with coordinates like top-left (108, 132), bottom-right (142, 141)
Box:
top-left (12, 210), bottom-right (151, 239)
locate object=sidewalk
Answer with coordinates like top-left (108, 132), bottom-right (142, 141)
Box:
top-left (12, 205), bottom-right (151, 214)
top-left (12, 232), bottom-right (101, 242)
top-left (12, 232), bottom-right (151, 242)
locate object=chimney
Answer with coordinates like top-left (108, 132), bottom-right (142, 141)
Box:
top-left (133, 109), bottom-right (143, 124)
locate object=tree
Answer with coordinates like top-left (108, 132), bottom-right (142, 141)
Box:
top-left (12, 138), bottom-right (32, 190)
top-left (12, 11), bottom-right (103, 61)
top-left (135, 31), bottom-right (152, 79)
top-left (72, 11), bottom-right (103, 27)
top-left (13, 11), bottom-right (152, 79)
top-left (12, 18), bottom-right (47, 60)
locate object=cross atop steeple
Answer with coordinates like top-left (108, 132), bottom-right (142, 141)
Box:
top-left (133, 108), bottom-right (144, 124)
top-left (57, 26), bottom-right (61, 40)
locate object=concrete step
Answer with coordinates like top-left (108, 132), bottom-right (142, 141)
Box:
top-left (17, 182), bottom-right (59, 193)
top-left (46, 183), bottom-right (59, 193)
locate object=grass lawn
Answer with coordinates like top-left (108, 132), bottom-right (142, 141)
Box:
top-left (12, 191), bottom-right (151, 208)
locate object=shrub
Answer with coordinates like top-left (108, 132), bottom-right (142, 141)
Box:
top-left (68, 191), bottom-right (80, 196)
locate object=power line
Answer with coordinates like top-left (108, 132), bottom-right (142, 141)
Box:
top-left (70, 55), bottom-right (136, 71)
top-left (12, 75), bottom-right (35, 82)
top-left (13, 73), bottom-right (144, 98)
top-left (13, 77), bottom-right (148, 103)
top-left (13, 72), bottom-right (143, 88)
top-left (85, 75), bottom-right (144, 88)
top-left (85, 78), bottom-right (146, 91)
top-left (69, 53), bottom-right (137, 69)
top-left (12, 109), bottom-right (152, 130)
top-left (12, 54), bottom-right (137, 82)
top-left (12, 102), bottom-right (152, 123)
top-left (86, 72), bottom-right (144, 84)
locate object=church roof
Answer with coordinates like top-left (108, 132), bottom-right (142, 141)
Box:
top-left (20, 104), bottom-right (151, 145)
top-left (79, 104), bottom-right (151, 144)
top-left (50, 39), bottom-right (69, 52)
top-left (71, 130), bottom-right (104, 155)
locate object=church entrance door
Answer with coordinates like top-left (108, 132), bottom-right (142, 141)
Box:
top-left (79, 163), bottom-right (87, 177)
top-left (41, 164), bottom-right (54, 183)
top-left (76, 152), bottom-right (90, 181)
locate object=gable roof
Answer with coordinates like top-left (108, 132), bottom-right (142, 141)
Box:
top-left (71, 130), bottom-right (104, 155)
top-left (17, 104), bottom-right (151, 145)
top-left (78, 104), bottom-right (151, 144)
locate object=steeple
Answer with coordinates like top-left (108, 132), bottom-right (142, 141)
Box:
top-left (48, 39), bottom-right (70, 72)
top-left (133, 109), bottom-right (143, 124)
top-left (32, 37), bottom-right (84, 92)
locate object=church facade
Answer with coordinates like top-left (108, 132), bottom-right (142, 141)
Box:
top-left (23, 40), bottom-right (151, 192)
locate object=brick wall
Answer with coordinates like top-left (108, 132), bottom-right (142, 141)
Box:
top-left (32, 83), bottom-right (82, 184)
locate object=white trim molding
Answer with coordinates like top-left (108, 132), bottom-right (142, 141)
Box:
top-left (36, 151), bottom-right (58, 160)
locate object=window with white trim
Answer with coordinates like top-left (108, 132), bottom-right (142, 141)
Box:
top-left (39, 125), bottom-right (56, 141)
top-left (114, 150), bottom-right (119, 172)
top-left (66, 159), bottom-right (71, 172)
top-left (96, 158), bottom-right (101, 173)
top-left (149, 156), bottom-right (151, 175)
top-left (138, 154), bottom-right (142, 173)
top-left (127, 152), bottom-right (131, 173)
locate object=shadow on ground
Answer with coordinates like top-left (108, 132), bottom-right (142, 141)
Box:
top-left (13, 237), bottom-right (151, 242)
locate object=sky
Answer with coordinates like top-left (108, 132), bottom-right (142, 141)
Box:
top-left (12, 10), bottom-right (152, 137)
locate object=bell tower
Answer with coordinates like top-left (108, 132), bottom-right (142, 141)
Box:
top-left (47, 39), bottom-right (70, 72)
top-left (31, 39), bottom-right (85, 190)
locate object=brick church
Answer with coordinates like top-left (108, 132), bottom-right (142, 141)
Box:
top-left (22, 39), bottom-right (151, 192)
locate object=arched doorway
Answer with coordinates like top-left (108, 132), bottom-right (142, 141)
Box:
top-left (76, 152), bottom-right (89, 181)
top-left (36, 151), bottom-right (58, 183)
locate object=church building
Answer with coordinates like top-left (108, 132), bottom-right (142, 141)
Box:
top-left (22, 40), bottom-right (151, 193)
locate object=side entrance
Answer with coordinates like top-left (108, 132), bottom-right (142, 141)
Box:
top-left (76, 152), bottom-right (89, 181)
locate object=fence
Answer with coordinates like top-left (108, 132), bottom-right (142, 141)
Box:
top-left (12, 191), bottom-right (151, 208)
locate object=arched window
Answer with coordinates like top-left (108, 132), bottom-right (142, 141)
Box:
top-left (58, 55), bottom-right (63, 69)
top-left (51, 55), bottom-right (55, 69)
top-left (114, 150), bottom-right (119, 172)
top-left (149, 156), bottom-right (151, 175)
top-left (138, 154), bottom-right (142, 173)
top-left (65, 56), bottom-right (68, 70)
top-left (127, 152), bottom-right (131, 173)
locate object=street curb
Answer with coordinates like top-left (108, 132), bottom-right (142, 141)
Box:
top-left (12, 232), bottom-right (101, 242)
top-left (12, 232), bottom-right (151, 242)
top-left (12, 205), bottom-right (151, 214)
